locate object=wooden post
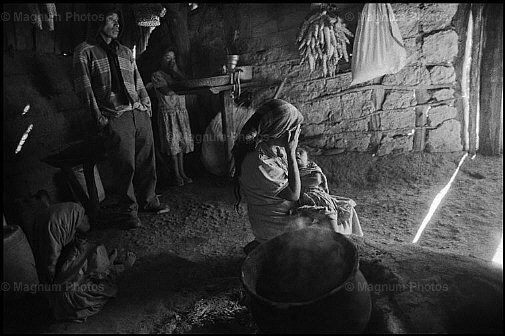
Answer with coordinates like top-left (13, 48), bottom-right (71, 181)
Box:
top-left (479, 4), bottom-right (503, 155)
top-left (468, 4), bottom-right (484, 154)
top-left (220, 90), bottom-right (235, 176)
top-left (413, 106), bottom-right (429, 151)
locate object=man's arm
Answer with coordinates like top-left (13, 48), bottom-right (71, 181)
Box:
top-left (72, 44), bottom-right (108, 131)
top-left (133, 57), bottom-right (152, 117)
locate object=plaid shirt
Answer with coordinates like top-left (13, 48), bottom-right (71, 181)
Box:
top-left (73, 38), bottom-right (151, 129)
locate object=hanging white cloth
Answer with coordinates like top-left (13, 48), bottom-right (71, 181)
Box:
top-left (350, 3), bottom-right (407, 85)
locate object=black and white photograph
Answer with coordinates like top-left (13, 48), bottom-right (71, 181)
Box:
top-left (2, 2), bottom-right (503, 334)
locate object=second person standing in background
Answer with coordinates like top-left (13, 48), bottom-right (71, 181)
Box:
top-left (152, 49), bottom-right (194, 186)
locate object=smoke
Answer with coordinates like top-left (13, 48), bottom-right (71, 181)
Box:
top-left (255, 227), bottom-right (353, 303)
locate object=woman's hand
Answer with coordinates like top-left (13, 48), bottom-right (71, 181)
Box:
top-left (282, 124), bottom-right (301, 153)
top-left (278, 124), bottom-right (302, 202)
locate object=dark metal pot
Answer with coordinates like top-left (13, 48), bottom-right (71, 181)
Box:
top-left (241, 227), bottom-right (371, 334)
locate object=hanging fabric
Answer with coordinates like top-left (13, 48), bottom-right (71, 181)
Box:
top-left (132, 3), bottom-right (166, 27)
top-left (350, 3), bottom-right (407, 86)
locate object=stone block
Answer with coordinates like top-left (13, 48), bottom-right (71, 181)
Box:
top-left (340, 90), bottom-right (374, 119)
top-left (302, 123), bottom-right (327, 137)
top-left (341, 118), bottom-right (369, 133)
top-left (299, 99), bottom-right (333, 124)
top-left (325, 72), bottom-right (353, 92)
top-left (285, 80), bottom-right (326, 103)
top-left (415, 89), bottom-right (432, 104)
top-left (432, 88), bottom-right (455, 101)
top-left (427, 105), bottom-right (458, 127)
top-left (380, 108), bottom-right (416, 131)
top-left (303, 135), bottom-right (328, 148)
top-left (420, 3), bottom-right (459, 34)
top-left (429, 66), bottom-right (456, 84)
top-left (252, 61), bottom-right (297, 82)
top-left (344, 134), bottom-right (372, 152)
top-left (382, 91), bottom-right (417, 110)
top-left (422, 30), bottom-right (459, 64)
top-left (321, 148), bottom-right (346, 155)
top-left (404, 38), bottom-right (421, 66)
top-left (425, 119), bottom-right (463, 152)
top-left (377, 132), bottom-right (414, 156)
top-left (392, 3), bottom-right (421, 39)
top-left (382, 65), bottom-right (431, 86)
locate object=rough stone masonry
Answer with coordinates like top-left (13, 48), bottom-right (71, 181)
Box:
top-left (188, 3), bottom-right (464, 156)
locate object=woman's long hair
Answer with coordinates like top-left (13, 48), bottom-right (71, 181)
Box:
top-left (232, 111), bottom-right (265, 212)
top-left (232, 99), bottom-right (303, 212)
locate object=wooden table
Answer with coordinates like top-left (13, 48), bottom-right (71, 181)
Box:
top-left (42, 137), bottom-right (106, 221)
top-left (175, 81), bottom-right (263, 175)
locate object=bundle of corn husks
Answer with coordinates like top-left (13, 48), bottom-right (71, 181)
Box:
top-left (297, 10), bottom-right (353, 77)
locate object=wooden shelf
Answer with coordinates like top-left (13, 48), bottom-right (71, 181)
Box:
top-left (173, 81), bottom-right (268, 95)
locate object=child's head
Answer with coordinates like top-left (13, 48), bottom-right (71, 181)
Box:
top-left (296, 146), bottom-right (309, 168)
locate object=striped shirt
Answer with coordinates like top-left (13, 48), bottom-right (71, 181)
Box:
top-left (73, 38), bottom-right (151, 127)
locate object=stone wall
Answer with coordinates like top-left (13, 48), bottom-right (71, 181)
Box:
top-left (3, 52), bottom-right (91, 221)
top-left (187, 3), bottom-right (465, 156)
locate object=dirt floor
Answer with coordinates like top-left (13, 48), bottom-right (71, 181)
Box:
top-left (4, 151), bottom-right (503, 333)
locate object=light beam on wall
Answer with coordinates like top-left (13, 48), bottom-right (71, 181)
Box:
top-left (492, 235), bottom-right (503, 266)
top-left (15, 124), bottom-right (34, 154)
top-left (22, 104), bottom-right (30, 115)
top-left (412, 152), bottom-right (468, 243)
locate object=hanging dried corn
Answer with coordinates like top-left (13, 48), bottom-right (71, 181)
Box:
top-left (296, 9), bottom-right (353, 77)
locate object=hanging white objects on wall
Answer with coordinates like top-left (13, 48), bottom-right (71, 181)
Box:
top-left (350, 3), bottom-right (407, 86)
top-left (133, 3), bottom-right (166, 27)
top-left (26, 3), bottom-right (57, 31)
top-left (296, 9), bottom-right (353, 77)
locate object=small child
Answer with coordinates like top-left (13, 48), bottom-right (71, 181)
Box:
top-left (295, 147), bottom-right (363, 236)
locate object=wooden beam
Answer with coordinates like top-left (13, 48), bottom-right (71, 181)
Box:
top-left (479, 4), bottom-right (503, 155)
top-left (220, 90), bottom-right (235, 176)
top-left (468, 4), bottom-right (484, 154)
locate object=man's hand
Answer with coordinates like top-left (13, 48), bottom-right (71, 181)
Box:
top-left (97, 116), bottom-right (109, 136)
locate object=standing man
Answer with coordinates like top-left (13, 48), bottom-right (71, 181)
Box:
top-left (73, 6), bottom-right (169, 229)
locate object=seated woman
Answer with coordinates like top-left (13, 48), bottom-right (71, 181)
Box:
top-left (232, 99), bottom-right (363, 252)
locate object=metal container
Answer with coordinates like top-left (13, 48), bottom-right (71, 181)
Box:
top-left (241, 227), bottom-right (371, 333)
top-left (227, 54), bottom-right (240, 70)
top-left (3, 225), bottom-right (39, 301)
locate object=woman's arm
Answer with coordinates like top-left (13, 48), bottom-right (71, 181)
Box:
top-left (278, 125), bottom-right (302, 201)
top-left (156, 86), bottom-right (174, 96)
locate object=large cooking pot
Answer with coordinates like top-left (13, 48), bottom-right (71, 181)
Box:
top-left (241, 227), bottom-right (371, 333)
